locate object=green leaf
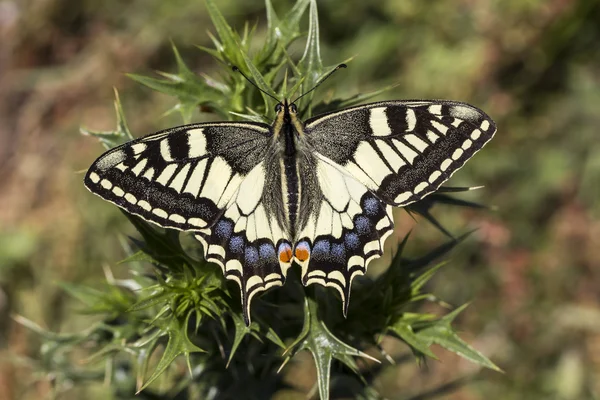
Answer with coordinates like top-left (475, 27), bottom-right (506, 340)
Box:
top-left (388, 317), bottom-right (437, 359)
top-left (205, 0), bottom-right (245, 69)
top-left (80, 89), bottom-right (133, 149)
top-left (128, 44), bottom-right (225, 123)
top-left (138, 312), bottom-right (205, 393)
top-left (297, 0), bottom-right (324, 113)
top-left (414, 304), bottom-right (502, 372)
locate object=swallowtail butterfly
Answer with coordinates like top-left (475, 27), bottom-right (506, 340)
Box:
top-left (85, 69), bottom-right (496, 324)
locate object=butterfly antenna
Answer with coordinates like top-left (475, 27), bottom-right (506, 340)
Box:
top-left (292, 64), bottom-right (347, 103)
top-left (232, 66), bottom-right (280, 102)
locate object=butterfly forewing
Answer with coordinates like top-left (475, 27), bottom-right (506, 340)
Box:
top-left (304, 100), bottom-right (496, 207)
top-left (85, 122), bottom-right (271, 230)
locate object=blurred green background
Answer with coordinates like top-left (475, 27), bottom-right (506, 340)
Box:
top-left (1, 0), bottom-right (599, 398)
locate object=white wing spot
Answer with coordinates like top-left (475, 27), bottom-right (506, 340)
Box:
top-left (481, 120), bottom-right (490, 131)
top-left (152, 208), bottom-right (168, 219)
top-left (188, 217), bottom-right (207, 227)
top-left (395, 191), bottom-right (412, 204)
top-left (115, 162), bottom-right (128, 172)
top-left (138, 200), bottom-right (151, 211)
top-left (89, 172), bottom-right (100, 183)
top-left (462, 139), bottom-right (473, 150)
top-left (406, 108), bottom-right (417, 131)
top-left (112, 186), bottom-right (125, 197)
top-left (100, 179), bottom-right (112, 190)
top-left (369, 107), bottom-right (392, 136)
top-left (187, 129), bottom-right (207, 158)
top-left (246, 275), bottom-right (264, 289)
top-left (414, 182), bottom-right (428, 194)
top-left (452, 148), bottom-right (464, 160)
top-left (440, 159), bottom-right (453, 171)
top-left (429, 171), bottom-right (441, 183)
top-left (451, 118), bottom-right (463, 127)
top-left (125, 193), bottom-right (137, 204)
top-left (169, 214), bottom-right (186, 224)
top-left (471, 129), bottom-right (482, 140)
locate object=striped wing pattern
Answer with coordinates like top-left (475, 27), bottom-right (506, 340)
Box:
top-left (294, 159), bottom-right (394, 314)
top-left (305, 100), bottom-right (496, 207)
top-left (192, 161), bottom-right (293, 323)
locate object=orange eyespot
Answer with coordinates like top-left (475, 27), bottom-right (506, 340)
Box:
top-left (294, 247), bottom-right (310, 261)
top-left (294, 242), bottom-right (311, 262)
top-left (279, 245), bottom-right (293, 263)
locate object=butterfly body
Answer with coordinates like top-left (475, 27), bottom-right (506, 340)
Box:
top-left (85, 98), bottom-right (496, 324)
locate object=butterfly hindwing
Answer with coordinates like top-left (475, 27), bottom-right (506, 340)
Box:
top-left (84, 122), bottom-right (271, 231)
top-left (194, 161), bottom-right (293, 324)
top-left (304, 100), bottom-right (496, 206)
top-left (293, 159), bottom-right (394, 314)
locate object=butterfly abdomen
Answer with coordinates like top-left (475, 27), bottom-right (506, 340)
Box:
top-left (281, 155), bottom-right (300, 236)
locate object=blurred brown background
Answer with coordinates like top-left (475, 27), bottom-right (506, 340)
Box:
top-left (1, 0), bottom-right (599, 398)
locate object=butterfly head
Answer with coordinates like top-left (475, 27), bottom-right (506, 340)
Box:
top-left (274, 99), bottom-right (299, 123)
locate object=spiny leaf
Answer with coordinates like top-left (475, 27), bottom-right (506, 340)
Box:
top-left (205, 0), bottom-right (245, 68)
top-left (297, 0), bottom-right (323, 113)
top-left (413, 304), bottom-right (502, 372)
top-left (80, 89), bottom-right (133, 149)
top-left (138, 312), bottom-right (205, 393)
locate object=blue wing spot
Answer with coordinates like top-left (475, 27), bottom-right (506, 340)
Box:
top-left (229, 236), bottom-right (244, 254)
top-left (331, 243), bottom-right (346, 263)
top-left (312, 239), bottom-right (331, 257)
top-left (354, 216), bottom-right (371, 235)
top-left (215, 220), bottom-right (233, 240)
top-left (363, 196), bottom-right (380, 216)
top-left (259, 243), bottom-right (276, 259)
top-left (245, 246), bottom-right (259, 265)
top-left (344, 232), bottom-right (360, 250)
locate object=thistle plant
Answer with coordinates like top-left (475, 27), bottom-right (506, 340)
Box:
top-left (16, 0), bottom-right (499, 398)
